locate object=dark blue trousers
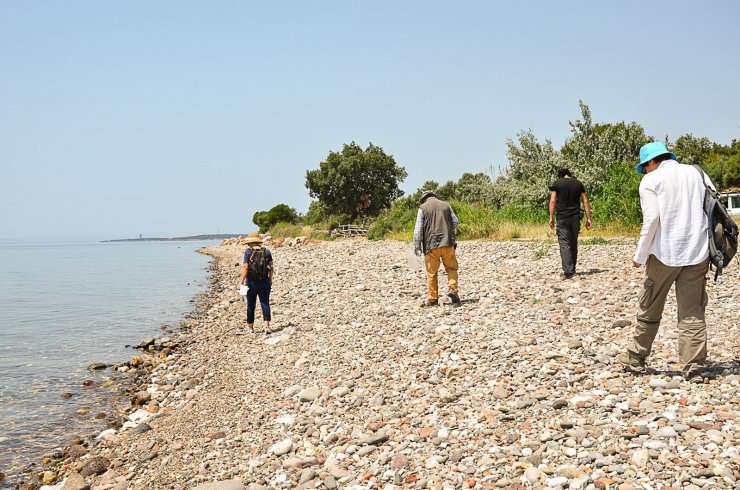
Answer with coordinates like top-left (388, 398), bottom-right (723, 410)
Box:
top-left (246, 281), bottom-right (271, 323)
top-left (556, 215), bottom-right (580, 275)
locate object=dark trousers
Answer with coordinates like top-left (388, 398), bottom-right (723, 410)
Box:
top-left (246, 281), bottom-right (271, 323)
top-left (556, 215), bottom-right (580, 275)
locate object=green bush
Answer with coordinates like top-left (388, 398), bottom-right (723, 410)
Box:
top-left (592, 163), bottom-right (642, 228)
top-left (303, 200), bottom-right (348, 230)
top-left (367, 197), bottom-right (417, 240)
top-left (268, 222), bottom-right (332, 240)
top-left (497, 202), bottom-right (548, 224)
top-left (253, 204), bottom-right (299, 233)
top-left (450, 201), bottom-right (499, 239)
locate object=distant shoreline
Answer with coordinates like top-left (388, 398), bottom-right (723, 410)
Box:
top-left (101, 234), bottom-right (242, 243)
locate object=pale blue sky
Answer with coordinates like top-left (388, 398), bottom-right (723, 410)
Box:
top-left (2, 1), bottom-right (738, 241)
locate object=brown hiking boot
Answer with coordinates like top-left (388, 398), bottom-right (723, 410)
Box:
top-left (617, 352), bottom-right (646, 373)
top-left (448, 292), bottom-right (461, 304)
top-left (421, 299), bottom-right (438, 307)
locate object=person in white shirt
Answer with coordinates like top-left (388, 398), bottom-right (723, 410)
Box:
top-left (618, 142), bottom-right (712, 381)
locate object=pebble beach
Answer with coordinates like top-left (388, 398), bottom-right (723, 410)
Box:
top-left (30, 238), bottom-right (739, 490)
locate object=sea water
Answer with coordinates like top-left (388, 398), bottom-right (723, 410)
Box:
top-left (0, 240), bottom-right (215, 484)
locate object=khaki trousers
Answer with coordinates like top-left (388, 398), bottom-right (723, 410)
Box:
top-left (424, 245), bottom-right (459, 301)
top-left (628, 255), bottom-right (709, 376)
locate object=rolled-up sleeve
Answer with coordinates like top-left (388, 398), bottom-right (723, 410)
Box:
top-left (633, 185), bottom-right (659, 264)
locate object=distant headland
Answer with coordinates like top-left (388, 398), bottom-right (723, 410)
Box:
top-left (101, 234), bottom-right (242, 243)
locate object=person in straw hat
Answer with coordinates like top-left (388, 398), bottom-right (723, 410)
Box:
top-left (238, 232), bottom-right (273, 332)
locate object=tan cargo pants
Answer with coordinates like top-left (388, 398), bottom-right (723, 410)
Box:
top-left (628, 255), bottom-right (709, 377)
top-left (424, 245), bottom-right (459, 301)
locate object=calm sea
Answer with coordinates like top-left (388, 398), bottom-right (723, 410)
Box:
top-left (0, 241), bottom-right (215, 485)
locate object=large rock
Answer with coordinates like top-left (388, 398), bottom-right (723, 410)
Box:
top-left (298, 387), bottom-right (321, 402)
top-left (61, 472), bottom-right (89, 490)
top-left (269, 438), bottom-right (293, 456)
top-left (136, 338), bottom-right (156, 350)
top-left (79, 456), bottom-right (110, 477)
top-left (131, 391), bottom-right (151, 406)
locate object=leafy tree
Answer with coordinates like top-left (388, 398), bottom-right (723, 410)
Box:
top-left (436, 180), bottom-right (457, 201)
top-left (456, 172), bottom-right (493, 204)
top-left (490, 129), bottom-right (561, 208)
top-left (560, 101), bottom-right (651, 195)
top-left (672, 134), bottom-right (712, 165)
top-left (252, 203), bottom-right (299, 233)
top-left (412, 179), bottom-right (457, 202)
top-left (305, 142), bottom-right (407, 222)
top-left (303, 200), bottom-right (348, 229)
top-left (703, 139), bottom-right (740, 189)
top-left (487, 101), bottom-right (651, 219)
top-left (591, 163), bottom-right (643, 226)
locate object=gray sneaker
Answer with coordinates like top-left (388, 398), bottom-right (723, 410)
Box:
top-left (617, 352), bottom-right (645, 372)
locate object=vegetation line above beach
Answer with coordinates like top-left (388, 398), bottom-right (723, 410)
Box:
top-left (250, 101), bottom-right (739, 242)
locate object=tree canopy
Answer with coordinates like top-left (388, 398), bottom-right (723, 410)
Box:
top-left (305, 142), bottom-right (407, 222)
top-left (252, 203), bottom-right (299, 233)
top-left (369, 100), bottom-right (739, 239)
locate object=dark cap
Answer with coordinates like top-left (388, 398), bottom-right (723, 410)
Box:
top-left (419, 190), bottom-right (437, 204)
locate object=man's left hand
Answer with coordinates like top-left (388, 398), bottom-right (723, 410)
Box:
top-left (632, 261), bottom-right (642, 268)
top-left (586, 218), bottom-right (592, 230)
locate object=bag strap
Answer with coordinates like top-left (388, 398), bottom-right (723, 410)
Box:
top-left (692, 164), bottom-right (710, 189)
top-left (691, 165), bottom-right (719, 279)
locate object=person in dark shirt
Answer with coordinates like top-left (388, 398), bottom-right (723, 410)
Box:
top-left (238, 233), bottom-right (273, 333)
top-left (548, 168), bottom-right (592, 278)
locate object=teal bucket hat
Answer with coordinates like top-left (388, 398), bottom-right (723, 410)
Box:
top-left (636, 142), bottom-right (677, 174)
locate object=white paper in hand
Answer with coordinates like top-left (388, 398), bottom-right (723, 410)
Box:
top-left (239, 284), bottom-right (248, 296)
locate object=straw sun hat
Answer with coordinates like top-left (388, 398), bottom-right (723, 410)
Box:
top-left (244, 232), bottom-right (263, 245)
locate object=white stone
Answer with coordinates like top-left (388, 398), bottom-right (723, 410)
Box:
top-left (523, 467), bottom-right (541, 484)
top-left (659, 427), bottom-right (677, 438)
top-left (96, 428), bottom-right (117, 440)
top-left (128, 408), bottom-right (152, 422)
top-left (547, 477), bottom-right (569, 487)
top-left (330, 386), bottom-right (350, 398)
top-left (270, 438), bottom-right (293, 456)
top-left (569, 477), bottom-right (589, 490)
top-left (632, 449), bottom-right (650, 467)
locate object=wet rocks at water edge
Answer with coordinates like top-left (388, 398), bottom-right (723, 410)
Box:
top-left (43, 238), bottom-right (739, 489)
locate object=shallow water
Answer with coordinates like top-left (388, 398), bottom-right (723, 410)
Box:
top-left (0, 240), bottom-right (214, 484)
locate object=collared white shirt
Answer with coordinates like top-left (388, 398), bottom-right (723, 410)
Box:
top-left (633, 160), bottom-right (711, 266)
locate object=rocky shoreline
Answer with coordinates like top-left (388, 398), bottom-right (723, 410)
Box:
top-left (24, 238), bottom-right (740, 490)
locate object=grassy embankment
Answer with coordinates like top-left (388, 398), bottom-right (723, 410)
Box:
top-left (264, 200), bottom-right (643, 244)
